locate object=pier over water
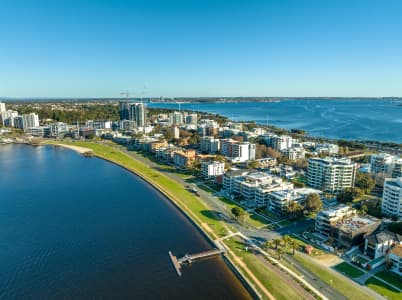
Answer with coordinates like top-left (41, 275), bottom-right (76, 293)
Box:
top-left (169, 249), bottom-right (225, 277)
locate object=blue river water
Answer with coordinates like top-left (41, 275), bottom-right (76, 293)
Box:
top-left (0, 144), bottom-right (251, 300)
top-left (149, 99), bottom-right (402, 143)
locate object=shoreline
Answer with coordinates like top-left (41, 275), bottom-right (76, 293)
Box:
top-left (45, 141), bottom-right (262, 300)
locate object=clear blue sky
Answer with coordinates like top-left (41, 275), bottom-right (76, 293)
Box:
top-left (1, 0), bottom-right (402, 98)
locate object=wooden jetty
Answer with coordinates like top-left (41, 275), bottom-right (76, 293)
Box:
top-left (168, 249), bottom-right (225, 277)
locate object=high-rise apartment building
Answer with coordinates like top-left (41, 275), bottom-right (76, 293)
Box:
top-left (381, 177), bottom-right (402, 219)
top-left (307, 157), bottom-right (357, 193)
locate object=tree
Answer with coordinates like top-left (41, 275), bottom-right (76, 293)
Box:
top-left (360, 204), bottom-right (368, 216)
top-left (255, 144), bottom-right (281, 159)
top-left (214, 155), bottom-right (226, 162)
top-left (290, 240), bottom-right (299, 255)
top-left (355, 172), bottom-right (376, 194)
top-left (231, 207), bottom-right (247, 223)
top-left (282, 235), bottom-right (291, 248)
top-left (286, 201), bottom-right (299, 219)
top-left (273, 238), bottom-right (282, 249)
top-left (247, 160), bottom-right (259, 169)
top-left (305, 193), bottom-right (323, 212)
top-left (265, 240), bottom-right (273, 250)
top-left (277, 247), bottom-right (285, 260)
top-left (388, 222), bottom-right (402, 235)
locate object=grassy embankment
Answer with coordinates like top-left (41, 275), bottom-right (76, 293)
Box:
top-left (293, 254), bottom-right (376, 300)
top-left (365, 277), bottom-right (401, 300)
top-left (225, 238), bottom-right (306, 300)
top-left (333, 262), bottom-right (364, 278)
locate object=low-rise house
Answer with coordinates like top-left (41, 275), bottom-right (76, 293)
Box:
top-left (388, 245), bottom-right (402, 276)
top-left (315, 143), bottom-right (339, 154)
top-left (364, 230), bottom-right (402, 259)
top-left (281, 147), bottom-right (305, 160)
top-left (255, 157), bottom-right (277, 169)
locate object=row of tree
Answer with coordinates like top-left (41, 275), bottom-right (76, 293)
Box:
top-left (265, 235), bottom-right (300, 259)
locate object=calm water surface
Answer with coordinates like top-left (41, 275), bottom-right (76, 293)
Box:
top-left (150, 99), bottom-right (402, 143)
top-left (0, 145), bottom-right (251, 300)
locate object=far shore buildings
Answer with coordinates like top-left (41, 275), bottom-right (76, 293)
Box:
top-left (381, 177), bottom-right (402, 219)
top-left (307, 157), bottom-right (357, 193)
top-left (119, 101), bottom-right (147, 127)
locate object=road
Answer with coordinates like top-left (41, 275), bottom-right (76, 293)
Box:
top-left (283, 254), bottom-right (347, 300)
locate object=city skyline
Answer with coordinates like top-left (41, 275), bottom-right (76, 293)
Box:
top-left (1, 0), bottom-right (402, 98)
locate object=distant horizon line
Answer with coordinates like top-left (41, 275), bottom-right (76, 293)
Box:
top-left (1, 96), bottom-right (402, 101)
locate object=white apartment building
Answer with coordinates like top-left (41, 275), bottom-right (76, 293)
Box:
top-left (219, 139), bottom-right (255, 162)
top-left (267, 188), bottom-right (322, 215)
top-left (381, 177), bottom-right (402, 219)
top-left (1, 110), bottom-right (18, 126)
top-left (225, 172), bottom-right (292, 208)
top-left (315, 205), bottom-right (356, 237)
top-left (223, 169), bottom-right (250, 193)
top-left (264, 134), bottom-right (293, 151)
top-left (15, 113), bottom-right (40, 131)
top-left (185, 113), bottom-right (198, 125)
top-left (281, 147), bottom-right (305, 160)
top-left (315, 143), bottom-right (339, 155)
top-left (307, 157), bottom-right (357, 193)
top-left (202, 161), bottom-right (225, 179)
top-left (231, 142), bottom-right (256, 162)
top-left (200, 136), bottom-right (220, 154)
top-left (0, 101), bottom-right (5, 113)
top-left (169, 111), bottom-right (183, 125)
top-left (49, 122), bottom-right (69, 137)
top-left (370, 153), bottom-right (397, 175)
top-left (393, 159), bottom-right (402, 178)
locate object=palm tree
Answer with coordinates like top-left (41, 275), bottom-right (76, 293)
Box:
top-left (290, 240), bottom-right (299, 255)
top-left (282, 235), bottom-right (291, 248)
top-left (265, 240), bottom-right (273, 250)
top-left (273, 237), bottom-right (282, 249)
top-left (277, 247), bottom-right (285, 260)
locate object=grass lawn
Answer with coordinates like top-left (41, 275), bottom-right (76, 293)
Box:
top-left (365, 277), bottom-right (401, 300)
top-left (277, 219), bottom-right (293, 227)
top-left (293, 254), bottom-right (376, 300)
top-left (224, 238), bottom-right (306, 300)
top-left (374, 270), bottom-right (402, 290)
top-left (290, 235), bottom-right (325, 256)
top-left (216, 197), bottom-right (270, 228)
top-left (333, 262), bottom-right (364, 278)
top-left (257, 210), bottom-right (281, 221)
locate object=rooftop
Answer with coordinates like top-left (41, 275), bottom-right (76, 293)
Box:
top-left (390, 245), bottom-right (402, 258)
top-left (334, 215), bottom-right (379, 233)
